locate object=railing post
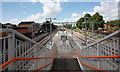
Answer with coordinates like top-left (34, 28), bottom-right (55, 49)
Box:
top-left (0, 40), bottom-right (2, 65)
top-left (8, 31), bottom-right (15, 70)
top-left (117, 37), bottom-right (120, 71)
top-left (34, 45), bottom-right (37, 70)
top-left (97, 41), bottom-right (101, 69)
top-left (92, 22), bottom-right (94, 38)
top-left (50, 23), bottom-right (52, 45)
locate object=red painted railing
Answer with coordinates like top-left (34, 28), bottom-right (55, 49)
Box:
top-left (0, 47), bottom-right (119, 72)
top-left (75, 48), bottom-right (120, 72)
top-left (33, 48), bottom-right (56, 72)
top-left (0, 57), bottom-right (51, 70)
top-left (0, 48), bottom-right (56, 71)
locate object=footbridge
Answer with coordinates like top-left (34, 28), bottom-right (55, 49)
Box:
top-left (0, 28), bottom-right (120, 72)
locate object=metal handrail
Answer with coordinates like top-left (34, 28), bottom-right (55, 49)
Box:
top-left (33, 48), bottom-right (56, 72)
top-left (0, 43), bottom-right (56, 71)
top-left (0, 35), bottom-right (11, 39)
top-left (0, 57), bottom-right (52, 70)
top-left (74, 48), bottom-right (120, 58)
top-left (87, 29), bottom-right (120, 47)
top-left (79, 55), bottom-right (120, 58)
top-left (76, 53), bottom-right (105, 72)
top-left (75, 48), bottom-right (105, 72)
top-left (74, 48), bottom-right (120, 71)
top-left (0, 29), bottom-right (57, 71)
top-left (0, 29), bottom-right (37, 44)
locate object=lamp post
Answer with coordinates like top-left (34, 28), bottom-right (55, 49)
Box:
top-left (31, 24), bottom-right (33, 39)
top-left (62, 23), bottom-right (64, 33)
top-left (43, 21), bottom-right (47, 32)
top-left (58, 23), bottom-right (60, 39)
top-left (45, 18), bottom-right (56, 45)
top-left (84, 17), bottom-right (89, 45)
top-left (58, 23), bottom-right (60, 34)
top-left (91, 21), bottom-right (94, 38)
top-left (39, 23), bottom-right (42, 33)
top-left (71, 23), bottom-right (73, 41)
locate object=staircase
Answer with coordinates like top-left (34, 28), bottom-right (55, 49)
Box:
top-left (51, 58), bottom-right (82, 72)
top-left (0, 29), bottom-right (120, 72)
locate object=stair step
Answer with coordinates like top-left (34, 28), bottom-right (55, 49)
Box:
top-left (51, 58), bottom-right (82, 71)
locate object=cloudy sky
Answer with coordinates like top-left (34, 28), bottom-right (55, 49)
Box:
top-left (1, 0), bottom-right (119, 24)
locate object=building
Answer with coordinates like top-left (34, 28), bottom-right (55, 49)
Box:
top-left (18, 21), bottom-right (35, 27)
top-left (0, 23), bottom-right (6, 28)
top-left (18, 21), bottom-right (41, 38)
top-left (4, 23), bottom-right (16, 28)
top-left (0, 23), bottom-right (7, 37)
top-left (18, 21), bottom-right (40, 29)
top-left (104, 24), bottom-right (110, 29)
top-left (0, 21), bottom-right (42, 38)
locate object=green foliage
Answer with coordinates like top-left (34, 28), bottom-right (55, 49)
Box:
top-left (76, 17), bottom-right (84, 29)
top-left (66, 24), bottom-right (72, 29)
top-left (76, 12), bottom-right (104, 30)
top-left (76, 13), bottom-right (91, 29)
top-left (84, 13), bottom-right (91, 19)
top-left (85, 13), bottom-right (91, 29)
top-left (72, 26), bottom-right (76, 29)
top-left (88, 12), bottom-right (105, 30)
top-left (106, 20), bottom-right (120, 27)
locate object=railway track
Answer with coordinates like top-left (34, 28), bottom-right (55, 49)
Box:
top-left (20, 30), bottom-right (57, 59)
top-left (67, 29), bottom-right (119, 55)
top-left (37, 30), bottom-right (57, 52)
top-left (75, 32), bottom-right (119, 56)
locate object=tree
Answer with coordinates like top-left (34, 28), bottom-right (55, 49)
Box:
top-left (88, 12), bottom-right (105, 30)
top-left (72, 26), bottom-right (76, 29)
top-left (65, 24), bottom-right (72, 29)
top-left (84, 13), bottom-right (91, 29)
top-left (106, 20), bottom-right (120, 27)
top-left (76, 13), bottom-right (91, 29)
top-left (76, 12), bottom-right (105, 30)
top-left (76, 17), bottom-right (84, 29)
top-left (84, 13), bottom-right (91, 18)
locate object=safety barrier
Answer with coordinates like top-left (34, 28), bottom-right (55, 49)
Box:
top-left (0, 29), bottom-right (38, 71)
top-left (74, 48), bottom-right (120, 71)
top-left (33, 48), bottom-right (56, 72)
top-left (0, 28), bottom-right (119, 71)
top-left (0, 47), bottom-right (56, 71)
top-left (0, 29), bottom-right (57, 71)
top-left (0, 57), bottom-right (51, 70)
top-left (69, 30), bottom-right (120, 71)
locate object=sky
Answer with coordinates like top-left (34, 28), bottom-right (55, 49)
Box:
top-left (1, 0), bottom-right (119, 25)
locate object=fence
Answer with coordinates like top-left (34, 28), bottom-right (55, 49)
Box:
top-left (0, 29), bottom-right (57, 71)
top-left (71, 30), bottom-right (120, 71)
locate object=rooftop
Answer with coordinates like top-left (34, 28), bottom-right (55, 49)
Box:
top-left (19, 21), bottom-right (35, 25)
